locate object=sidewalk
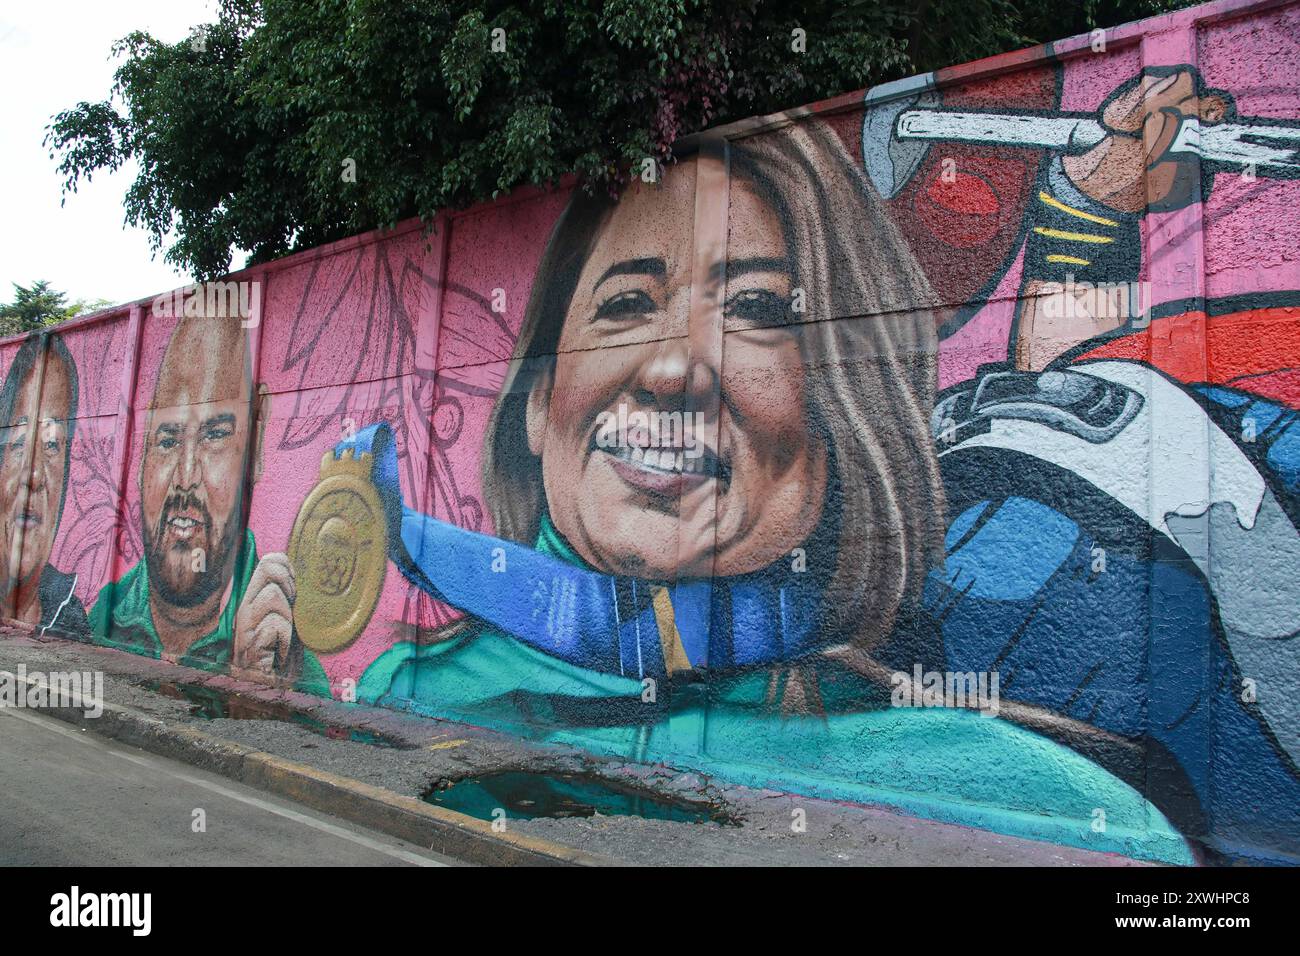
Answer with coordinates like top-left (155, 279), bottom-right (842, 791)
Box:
top-left (0, 628), bottom-right (1153, 867)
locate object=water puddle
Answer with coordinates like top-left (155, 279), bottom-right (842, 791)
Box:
top-left (424, 770), bottom-right (736, 824)
top-left (144, 680), bottom-right (416, 749)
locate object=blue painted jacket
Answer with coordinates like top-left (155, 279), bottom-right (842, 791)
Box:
top-left (929, 361), bottom-right (1300, 860)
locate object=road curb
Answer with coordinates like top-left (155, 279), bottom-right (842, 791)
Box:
top-left (4, 669), bottom-right (612, 867)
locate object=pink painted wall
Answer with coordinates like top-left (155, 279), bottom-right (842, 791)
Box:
top-left (7, 0), bottom-right (1300, 865)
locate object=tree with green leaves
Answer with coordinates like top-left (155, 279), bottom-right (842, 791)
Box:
top-left (0, 281), bottom-right (112, 337)
top-left (46, 0), bottom-right (1196, 280)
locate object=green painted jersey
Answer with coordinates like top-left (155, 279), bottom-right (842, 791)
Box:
top-left (88, 530), bottom-right (329, 694)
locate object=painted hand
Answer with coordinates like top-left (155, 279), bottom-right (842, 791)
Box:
top-left (232, 552), bottom-right (297, 683)
top-left (1065, 68), bottom-right (1232, 213)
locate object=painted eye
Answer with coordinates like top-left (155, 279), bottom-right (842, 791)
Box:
top-left (725, 289), bottom-right (789, 329)
top-left (594, 290), bottom-right (655, 320)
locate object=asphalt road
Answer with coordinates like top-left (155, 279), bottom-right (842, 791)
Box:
top-left (0, 708), bottom-right (458, 866)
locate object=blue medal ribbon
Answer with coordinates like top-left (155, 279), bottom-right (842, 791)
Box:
top-left (334, 423), bottom-right (823, 678)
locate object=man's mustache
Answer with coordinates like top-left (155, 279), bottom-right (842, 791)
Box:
top-left (152, 492), bottom-right (213, 546)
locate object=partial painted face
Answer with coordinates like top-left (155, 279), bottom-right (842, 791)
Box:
top-left (530, 157), bottom-right (827, 579)
top-left (1, 357), bottom-right (71, 588)
top-left (141, 322), bottom-right (252, 608)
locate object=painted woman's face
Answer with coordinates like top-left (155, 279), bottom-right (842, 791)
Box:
top-left (1, 357), bottom-right (71, 590)
top-left (528, 156), bottom-right (828, 579)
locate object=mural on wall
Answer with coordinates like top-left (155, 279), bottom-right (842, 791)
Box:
top-left (75, 316), bottom-right (320, 687)
top-left (10, 0), bottom-right (1300, 865)
top-left (0, 334), bottom-right (88, 635)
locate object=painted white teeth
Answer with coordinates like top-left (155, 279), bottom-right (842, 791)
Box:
top-left (609, 444), bottom-right (714, 477)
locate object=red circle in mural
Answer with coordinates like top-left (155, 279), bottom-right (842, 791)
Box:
top-left (916, 171), bottom-right (1002, 248)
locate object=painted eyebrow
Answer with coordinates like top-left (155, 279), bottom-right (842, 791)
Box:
top-left (202, 413), bottom-right (237, 432)
top-left (155, 422), bottom-right (181, 438)
top-left (717, 256), bottom-right (789, 284)
top-left (593, 257), bottom-right (667, 293)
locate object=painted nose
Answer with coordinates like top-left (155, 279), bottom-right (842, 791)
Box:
top-left (176, 439), bottom-right (202, 491)
top-left (633, 290), bottom-right (720, 411)
top-left (16, 431), bottom-right (42, 493)
top-left (633, 336), bottom-right (719, 411)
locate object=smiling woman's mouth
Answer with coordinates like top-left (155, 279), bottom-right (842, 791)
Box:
top-left (593, 436), bottom-right (731, 496)
top-left (13, 511), bottom-right (42, 530)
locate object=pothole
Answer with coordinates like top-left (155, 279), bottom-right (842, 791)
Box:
top-left (142, 680), bottom-right (417, 749)
top-left (423, 770), bottom-right (738, 825)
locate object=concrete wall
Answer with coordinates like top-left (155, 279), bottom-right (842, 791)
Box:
top-left (5, 0), bottom-right (1299, 864)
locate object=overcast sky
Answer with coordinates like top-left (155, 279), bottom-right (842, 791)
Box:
top-left (0, 1), bottom-right (238, 308)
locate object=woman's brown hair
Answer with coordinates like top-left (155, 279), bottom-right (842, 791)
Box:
top-left (481, 117), bottom-right (946, 665)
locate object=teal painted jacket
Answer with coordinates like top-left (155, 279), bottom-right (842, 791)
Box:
top-left (358, 516), bottom-right (1193, 864)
